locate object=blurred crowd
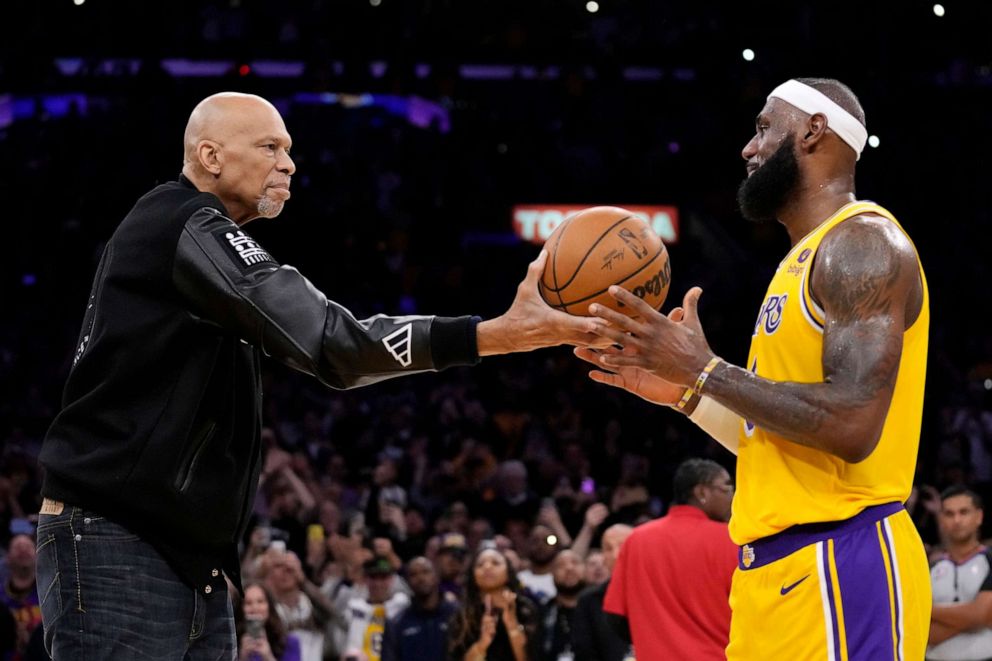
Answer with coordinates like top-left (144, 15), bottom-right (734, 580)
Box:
top-left (3, 3), bottom-right (992, 657)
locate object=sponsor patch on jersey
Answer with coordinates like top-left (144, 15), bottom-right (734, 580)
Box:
top-left (214, 229), bottom-right (277, 273)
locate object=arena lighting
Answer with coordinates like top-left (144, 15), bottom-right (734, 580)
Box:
top-left (933, 3), bottom-right (945, 17)
top-left (370, 0), bottom-right (382, 6)
top-left (868, 135), bottom-right (880, 148)
top-left (513, 204), bottom-right (680, 244)
top-left (985, 378), bottom-right (992, 390)
top-left (73, 0), bottom-right (85, 5)
top-left (742, 48), bottom-right (756, 62)
top-left (586, 1), bottom-right (599, 13)
top-left (547, 535), bottom-right (558, 545)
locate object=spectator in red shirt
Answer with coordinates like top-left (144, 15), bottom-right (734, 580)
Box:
top-left (603, 458), bottom-right (736, 660)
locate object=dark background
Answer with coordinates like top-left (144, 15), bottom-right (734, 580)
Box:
top-left (1, 0), bottom-right (990, 541)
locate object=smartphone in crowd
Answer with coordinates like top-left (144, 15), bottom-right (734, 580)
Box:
top-left (245, 617), bottom-right (265, 639)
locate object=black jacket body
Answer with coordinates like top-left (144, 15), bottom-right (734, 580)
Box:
top-left (40, 176), bottom-right (478, 592)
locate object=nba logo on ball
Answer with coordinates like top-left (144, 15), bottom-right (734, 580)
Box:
top-left (742, 544), bottom-right (755, 568)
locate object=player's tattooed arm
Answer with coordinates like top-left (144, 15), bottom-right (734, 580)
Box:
top-left (703, 215), bottom-right (921, 462)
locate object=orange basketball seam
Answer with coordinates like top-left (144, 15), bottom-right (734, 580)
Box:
top-left (556, 248), bottom-right (668, 309)
top-left (543, 215), bottom-right (634, 293)
top-left (549, 217), bottom-right (572, 310)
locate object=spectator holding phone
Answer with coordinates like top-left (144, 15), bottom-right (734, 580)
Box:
top-left (235, 581), bottom-right (302, 661)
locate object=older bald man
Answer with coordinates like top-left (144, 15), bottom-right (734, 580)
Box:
top-left (35, 93), bottom-right (600, 660)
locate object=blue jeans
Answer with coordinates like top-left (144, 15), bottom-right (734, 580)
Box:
top-left (36, 505), bottom-right (236, 660)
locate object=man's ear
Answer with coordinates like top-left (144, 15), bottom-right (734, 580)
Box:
top-left (801, 113), bottom-right (828, 152)
top-left (197, 140), bottom-right (223, 175)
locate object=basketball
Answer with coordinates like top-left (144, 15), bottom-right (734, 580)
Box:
top-left (539, 206), bottom-right (671, 316)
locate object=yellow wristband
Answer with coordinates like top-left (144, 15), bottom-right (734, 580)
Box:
top-left (674, 387), bottom-right (695, 411)
top-left (693, 357), bottom-right (722, 395)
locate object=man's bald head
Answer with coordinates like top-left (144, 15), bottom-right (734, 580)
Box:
top-left (601, 523), bottom-right (633, 572)
top-left (183, 93), bottom-right (284, 168)
top-left (181, 92), bottom-right (295, 224)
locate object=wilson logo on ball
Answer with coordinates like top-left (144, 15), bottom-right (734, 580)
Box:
top-left (539, 206), bottom-right (671, 316)
top-left (630, 259), bottom-right (672, 301)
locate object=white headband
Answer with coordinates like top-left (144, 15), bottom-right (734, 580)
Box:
top-left (768, 80), bottom-right (868, 160)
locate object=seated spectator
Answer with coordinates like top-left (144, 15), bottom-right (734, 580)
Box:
top-left (343, 556), bottom-right (411, 661)
top-left (466, 518), bottom-right (493, 556)
top-left (435, 532), bottom-right (468, 602)
top-left (381, 557), bottom-right (457, 661)
top-left (394, 506), bottom-right (429, 562)
top-left (235, 581), bottom-right (302, 661)
top-left (483, 461), bottom-right (539, 533)
top-left (537, 549), bottom-right (586, 660)
top-left (517, 523), bottom-right (560, 605)
top-left (0, 533), bottom-right (40, 659)
top-left (264, 548), bottom-right (336, 661)
top-left (447, 545), bottom-right (538, 661)
top-left (583, 550), bottom-right (608, 586)
top-left (573, 524), bottom-right (634, 661)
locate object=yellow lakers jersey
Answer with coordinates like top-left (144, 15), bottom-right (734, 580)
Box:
top-left (729, 201), bottom-right (929, 544)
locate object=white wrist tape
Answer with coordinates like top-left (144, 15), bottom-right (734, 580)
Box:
top-left (689, 395), bottom-right (740, 455)
top-left (768, 79), bottom-right (868, 160)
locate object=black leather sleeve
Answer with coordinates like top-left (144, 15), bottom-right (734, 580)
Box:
top-left (172, 207), bottom-right (479, 389)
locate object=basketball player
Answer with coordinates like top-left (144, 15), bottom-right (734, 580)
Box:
top-left (576, 78), bottom-right (930, 660)
top-left (35, 92), bottom-right (603, 660)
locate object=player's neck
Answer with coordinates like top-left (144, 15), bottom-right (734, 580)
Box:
top-left (778, 178), bottom-right (857, 246)
top-left (947, 539), bottom-right (984, 563)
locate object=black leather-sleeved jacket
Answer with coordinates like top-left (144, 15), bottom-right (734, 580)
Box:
top-left (40, 175), bottom-right (479, 592)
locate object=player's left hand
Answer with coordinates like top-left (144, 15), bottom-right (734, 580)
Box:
top-left (477, 251), bottom-right (613, 355)
top-left (589, 285), bottom-right (716, 387)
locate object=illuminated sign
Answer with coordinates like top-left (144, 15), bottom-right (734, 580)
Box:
top-left (512, 205), bottom-right (679, 245)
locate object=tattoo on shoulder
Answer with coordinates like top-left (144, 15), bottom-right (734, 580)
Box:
top-left (817, 219), bottom-right (904, 324)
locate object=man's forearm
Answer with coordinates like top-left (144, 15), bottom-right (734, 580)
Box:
top-left (931, 600), bottom-right (990, 632)
top-left (929, 620), bottom-right (958, 646)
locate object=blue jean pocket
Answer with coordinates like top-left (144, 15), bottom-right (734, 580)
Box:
top-left (35, 531), bottom-right (63, 657)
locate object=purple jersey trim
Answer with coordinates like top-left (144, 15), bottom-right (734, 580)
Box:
top-left (737, 502), bottom-right (903, 570)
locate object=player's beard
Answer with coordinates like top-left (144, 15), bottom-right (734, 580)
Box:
top-left (737, 133), bottom-right (801, 224)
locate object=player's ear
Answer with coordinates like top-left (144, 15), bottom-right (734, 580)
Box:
top-left (800, 114), bottom-right (828, 152)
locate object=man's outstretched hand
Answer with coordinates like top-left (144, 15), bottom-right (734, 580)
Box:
top-left (476, 251), bottom-right (612, 356)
